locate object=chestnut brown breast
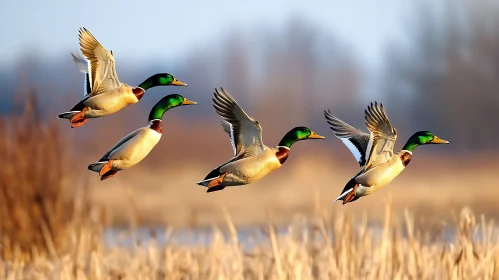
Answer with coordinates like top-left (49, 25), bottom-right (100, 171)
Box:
top-left (132, 88), bottom-right (145, 100)
top-left (275, 147), bottom-right (290, 165)
top-left (149, 120), bottom-right (163, 133)
top-left (400, 151), bottom-right (412, 167)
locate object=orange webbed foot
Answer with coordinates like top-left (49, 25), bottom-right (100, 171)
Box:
top-left (101, 170), bottom-right (118, 180)
top-left (99, 160), bottom-right (114, 176)
top-left (70, 107), bottom-right (88, 128)
top-left (70, 118), bottom-right (88, 128)
top-left (207, 172), bottom-right (227, 189)
top-left (343, 184), bottom-right (359, 205)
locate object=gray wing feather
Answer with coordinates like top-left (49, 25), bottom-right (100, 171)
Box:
top-left (213, 87), bottom-right (265, 157)
top-left (221, 120), bottom-right (237, 156)
top-left (363, 101), bottom-right (397, 170)
top-left (70, 52), bottom-right (92, 97)
top-left (324, 109), bottom-right (370, 166)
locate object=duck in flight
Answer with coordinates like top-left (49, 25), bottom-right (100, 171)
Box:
top-left (88, 94), bottom-right (197, 180)
top-left (324, 102), bottom-right (449, 205)
top-left (58, 27), bottom-right (187, 128)
top-left (196, 87), bottom-right (325, 193)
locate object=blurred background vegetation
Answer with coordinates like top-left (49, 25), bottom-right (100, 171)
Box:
top-left (1, 0), bottom-right (499, 275)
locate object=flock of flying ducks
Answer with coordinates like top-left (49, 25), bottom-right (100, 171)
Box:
top-left (57, 28), bottom-right (450, 205)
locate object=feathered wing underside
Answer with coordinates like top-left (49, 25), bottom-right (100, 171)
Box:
top-left (85, 73), bottom-right (92, 96)
top-left (324, 109), bottom-right (371, 166)
top-left (213, 87), bottom-right (265, 158)
top-left (363, 102), bottom-right (397, 170)
top-left (78, 27), bottom-right (121, 96)
top-left (221, 120), bottom-right (237, 156)
top-left (71, 52), bottom-right (89, 74)
top-left (98, 128), bottom-right (141, 161)
top-left (70, 52), bottom-right (92, 97)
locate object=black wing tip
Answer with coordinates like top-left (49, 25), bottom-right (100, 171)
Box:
top-left (215, 87), bottom-right (235, 102)
top-left (324, 109), bottom-right (341, 124)
top-left (214, 87), bottom-right (227, 94)
top-left (365, 101), bottom-right (383, 120)
top-left (367, 101), bottom-right (385, 112)
top-left (213, 88), bottom-right (228, 101)
top-left (367, 100), bottom-right (383, 107)
top-left (78, 27), bottom-right (88, 35)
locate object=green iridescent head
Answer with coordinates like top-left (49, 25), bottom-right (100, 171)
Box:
top-left (148, 94), bottom-right (197, 121)
top-left (402, 131), bottom-right (449, 152)
top-left (138, 73), bottom-right (188, 91)
top-left (278, 126), bottom-right (325, 148)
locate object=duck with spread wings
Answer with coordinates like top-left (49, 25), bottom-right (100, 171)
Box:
top-left (196, 87), bottom-right (325, 193)
top-left (58, 27), bottom-right (187, 128)
top-left (324, 102), bottom-right (450, 205)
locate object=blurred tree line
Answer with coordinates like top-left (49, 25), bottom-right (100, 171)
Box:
top-left (382, 0), bottom-right (499, 151)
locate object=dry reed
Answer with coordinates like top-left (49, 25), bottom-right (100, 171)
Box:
top-left (0, 92), bottom-right (86, 261)
top-left (0, 203), bottom-right (498, 279)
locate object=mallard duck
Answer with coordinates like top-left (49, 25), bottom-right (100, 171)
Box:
top-left (58, 27), bottom-right (188, 128)
top-left (324, 102), bottom-right (449, 205)
top-left (88, 94), bottom-right (197, 180)
top-left (196, 87), bottom-right (325, 193)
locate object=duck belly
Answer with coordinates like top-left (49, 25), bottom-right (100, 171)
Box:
top-left (110, 129), bottom-right (161, 171)
top-left (220, 150), bottom-right (281, 186)
top-left (84, 89), bottom-right (133, 118)
top-left (356, 158), bottom-right (406, 194)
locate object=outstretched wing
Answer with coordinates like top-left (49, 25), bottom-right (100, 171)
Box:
top-left (78, 27), bottom-right (120, 96)
top-left (212, 87), bottom-right (265, 157)
top-left (70, 52), bottom-right (92, 97)
top-left (84, 73), bottom-right (92, 96)
top-left (324, 109), bottom-right (371, 166)
top-left (70, 52), bottom-right (88, 74)
top-left (363, 102), bottom-right (397, 170)
top-left (221, 120), bottom-right (237, 156)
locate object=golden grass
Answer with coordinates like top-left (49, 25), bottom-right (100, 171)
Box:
top-left (1, 203), bottom-right (498, 279)
top-left (0, 93), bottom-right (88, 261)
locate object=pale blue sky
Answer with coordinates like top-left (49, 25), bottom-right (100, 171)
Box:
top-left (1, 0), bottom-right (411, 67)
